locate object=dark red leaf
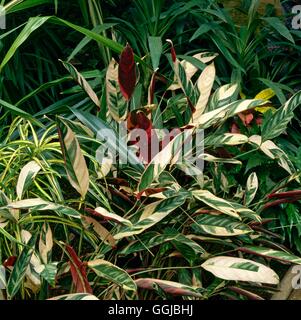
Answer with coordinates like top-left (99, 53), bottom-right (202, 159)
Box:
top-left (136, 187), bottom-right (168, 200)
top-left (127, 111), bottom-right (159, 163)
top-left (65, 245), bottom-right (92, 294)
top-left (267, 190), bottom-right (301, 199)
top-left (3, 256), bottom-right (17, 268)
top-left (118, 43), bottom-right (136, 101)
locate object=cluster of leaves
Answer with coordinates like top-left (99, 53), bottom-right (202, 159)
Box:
top-left (0, 0), bottom-right (301, 301)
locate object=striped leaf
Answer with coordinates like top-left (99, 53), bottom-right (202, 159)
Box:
top-left (239, 246), bottom-right (301, 265)
top-left (199, 154), bottom-right (242, 165)
top-left (16, 161), bottom-right (41, 199)
top-left (40, 263), bottom-right (58, 287)
top-left (57, 118), bottom-right (89, 199)
top-left (39, 223), bottom-right (53, 265)
top-left (82, 215), bottom-right (116, 247)
top-left (60, 60), bottom-right (100, 109)
top-left (106, 58), bottom-right (127, 121)
top-left (192, 190), bottom-right (239, 218)
top-left (138, 131), bottom-right (188, 191)
top-left (193, 63), bottom-right (216, 121)
top-left (201, 256), bottom-right (279, 284)
top-left (87, 259), bottom-right (137, 291)
top-left (93, 207), bottom-right (132, 227)
top-left (193, 99), bottom-right (266, 129)
top-left (245, 172), bottom-right (258, 206)
top-left (0, 265), bottom-right (6, 289)
top-left (205, 133), bottom-right (249, 147)
top-left (135, 278), bottom-right (202, 298)
top-left (7, 232), bottom-right (37, 298)
top-left (48, 293), bottom-right (99, 300)
top-left (192, 214), bottom-right (252, 237)
top-left (114, 194), bottom-right (187, 240)
top-left (261, 90), bottom-right (301, 141)
top-left (208, 83), bottom-right (238, 110)
top-left (6, 198), bottom-right (80, 218)
top-left (119, 231), bottom-right (177, 256)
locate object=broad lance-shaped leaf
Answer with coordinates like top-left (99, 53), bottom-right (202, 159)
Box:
top-left (192, 62), bottom-right (216, 122)
top-left (245, 172), bottom-right (258, 206)
top-left (208, 83), bottom-right (238, 111)
top-left (57, 118), bottom-right (89, 199)
top-left (201, 256), bottom-right (279, 285)
top-left (39, 223), bottom-right (53, 265)
top-left (118, 43), bottom-right (136, 101)
top-left (191, 214), bottom-right (252, 237)
top-left (192, 190), bottom-right (239, 218)
top-left (261, 90), bottom-right (301, 141)
top-left (6, 198), bottom-right (80, 218)
top-left (60, 60), bottom-right (100, 110)
top-left (65, 245), bottom-right (92, 294)
top-left (204, 133), bottom-right (249, 147)
top-left (48, 293), bottom-right (99, 300)
top-left (114, 193), bottom-right (188, 240)
top-left (167, 40), bottom-right (197, 108)
top-left (82, 215), bottom-right (116, 247)
top-left (16, 161), bottom-right (41, 199)
top-left (106, 58), bottom-right (127, 121)
top-left (138, 130), bottom-right (190, 191)
top-left (192, 99), bottom-right (267, 129)
top-left (7, 232), bottom-right (37, 298)
top-left (238, 246), bottom-right (301, 265)
top-left (87, 259), bottom-right (136, 291)
top-left (93, 207), bottom-right (132, 227)
top-left (135, 278), bottom-right (203, 298)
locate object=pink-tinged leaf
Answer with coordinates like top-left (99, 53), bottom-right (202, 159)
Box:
top-left (65, 245), bottom-right (92, 294)
top-left (118, 43), bottom-right (136, 101)
top-left (166, 39), bottom-right (177, 62)
top-left (135, 278), bottom-right (203, 298)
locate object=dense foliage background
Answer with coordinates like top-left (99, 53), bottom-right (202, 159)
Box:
top-left (1, 0), bottom-right (301, 300)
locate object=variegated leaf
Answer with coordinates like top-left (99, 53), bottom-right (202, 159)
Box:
top-left (192, 63), bottom-right (216, 121)
top-left (239, 246), bottom-right (301, 265)
top-left (261, 90), bottom-right (301, 141)
top-left (208, 83), bottom-right (238, 110)
top-left (245, 172), bottom-right (258, 206)
top-left (48, 293), bottom-right (99, 300)
top-left (39, 223), bottom-right (53, 265)
top-left (7, 232), bottom-right (37, 298)
top-left (106, 58), bottom-right (127, 121)
top-left (60, 60), bottom-right (100, 109)
top-left (82, 215), bottom-right (116, 247)
top-left (87, 259), bottom-right (137, 291)
top-left (57, 118), bottom-right (89, 198)
top-left (93, 207), bottom-right (132, 227)
top-left (6, 198), bottom-right (80, 218)
top-left (135, 278), bottom-right (202, 298)
top-left (192, 190), bottom-right (239, 218)
top-left (114, 194), bottom-right (187, 240)
top-left (201, 256), bottom-right (279, 284)
top-left (192, 214), bottom-right (252, 236)
top-left (16, 161), bottom-right (41, 199)
top-left (205, 133), bottom-right (249, 147)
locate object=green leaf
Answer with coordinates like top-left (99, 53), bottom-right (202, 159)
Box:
top-left (87, 259), bottom-right (137, 291)
top-left (148, 36), bottom-right (162, 70)
top-left (263, 17), bottom-right (295, 43)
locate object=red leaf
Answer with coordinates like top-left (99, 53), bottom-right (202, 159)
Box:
top-left (118, 43), bottom-right (136, 101)
top-left (167, 40), bottom-right (177, 62)
top-left (3, 256), bottom-right (17, 268)
top-left (238, 111), bottom-right (253, 126)
top-left (230, 122), bottom-right (240, 133)
top-left (136, 187), bottom-right (168, 200)
top-left (65, 245), bottom-right (92, 294)
top-left (127, 111), bottom-right (159, 163)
